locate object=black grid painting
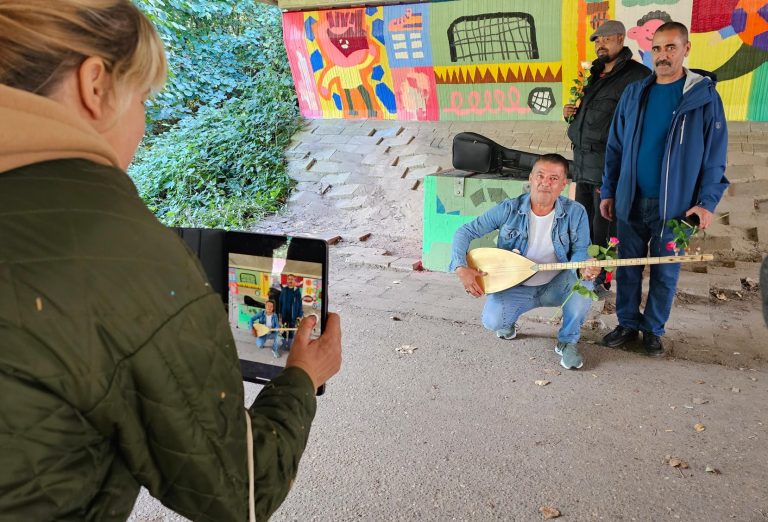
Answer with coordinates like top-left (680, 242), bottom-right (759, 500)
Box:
top-left (448, 12), bottom-right (539, 63)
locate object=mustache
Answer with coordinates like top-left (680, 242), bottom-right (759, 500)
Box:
top-left (597, 48), bottom-right (608, 52)
top-left (655, 60), bottom-right (672, 67)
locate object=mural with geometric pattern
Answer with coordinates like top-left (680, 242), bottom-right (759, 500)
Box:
top-left (282, 0), bottom-right (768, 121)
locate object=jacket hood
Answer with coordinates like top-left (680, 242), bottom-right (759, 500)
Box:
top-left (637, 68), bottom-right (718, 111)
top-left (0, 84), bottom-right (120, 174)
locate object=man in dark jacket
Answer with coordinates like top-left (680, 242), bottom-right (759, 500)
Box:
top-left (564, 20), bottom-right (650, 293)
top-left (600, 22), bottom-right (729, 355)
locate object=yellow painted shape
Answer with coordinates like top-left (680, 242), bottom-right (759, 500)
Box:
top-left (688, 32), bottom-right (752, 121)
top-left (305, 7), bottom-right (396, 120)
top-left (562, 0), bottom-right (579, 103)
top-left (433, 62), bottom-right (563, 81)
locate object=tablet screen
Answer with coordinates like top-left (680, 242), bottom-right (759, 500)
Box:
top-left (225, 232), bottom-right (328, 384)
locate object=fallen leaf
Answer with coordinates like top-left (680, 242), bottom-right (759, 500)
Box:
top-left (692, 397), bottom-right (709, 405)
top-left (695, 380), bottom-right (706, 384)
top-left (668, 457), bottom-right (689, 469)
top-left (390, 316), bottom-right (402, 321)
top-left (529, 357), bottom-right (537, 361)
top-left (535, 380), bottom-right (551, 387)
top-left (705, 465), bottom-right (721, 474)
top-left (694, 423), bottom-right (706, 432)
top-left (395, 345), bottom-right (417, 354)
top-left (732, 387), bottom-right (740, 393)
top-left (543, 369), bottom-right (562, 376)
top-left (715, 292), bottom-right (728, 301)
top-left (539, 506), bottom-right (561, 519)
top-left (358, 233), bottom-right (372, 242)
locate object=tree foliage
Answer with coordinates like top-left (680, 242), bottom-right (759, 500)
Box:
top-left (129, 0), bottom-right (301, 228)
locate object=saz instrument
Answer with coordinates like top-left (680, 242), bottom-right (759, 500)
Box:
top-left (252, 324), bottom-right (298, 337)
top-left (467, 247), bottom-right (713, 294)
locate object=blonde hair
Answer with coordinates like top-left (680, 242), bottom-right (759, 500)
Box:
top-left (0, 0), bottom-right (167, 97)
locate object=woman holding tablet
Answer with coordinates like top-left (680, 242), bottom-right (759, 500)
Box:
top-left (0, 1), bottom-right (341, 520)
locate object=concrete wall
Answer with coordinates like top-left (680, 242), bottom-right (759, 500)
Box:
top-left (281, 0), bottom-right (768, 122)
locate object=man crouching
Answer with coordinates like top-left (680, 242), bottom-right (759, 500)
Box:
top-left (449, 154), bottom-right (600, 370)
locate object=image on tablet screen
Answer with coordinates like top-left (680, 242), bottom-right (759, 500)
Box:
top-left (228, 251), bottom-right (322, 366)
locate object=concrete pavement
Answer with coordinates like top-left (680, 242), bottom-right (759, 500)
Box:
top-left (129, 256), bottom-right (768, 521)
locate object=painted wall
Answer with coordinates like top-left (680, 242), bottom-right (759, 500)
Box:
top-left (282, 0), bottom-right (768, 121)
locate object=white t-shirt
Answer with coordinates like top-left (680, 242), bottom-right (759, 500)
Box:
top-left (522, 209), bottom-right (559, 286)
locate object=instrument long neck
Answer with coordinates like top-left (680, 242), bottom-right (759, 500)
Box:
top-left (535, 254), bottom-right (713, 272)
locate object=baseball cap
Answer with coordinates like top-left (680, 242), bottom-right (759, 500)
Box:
top-left (589, 20), bottom-right (626, 41)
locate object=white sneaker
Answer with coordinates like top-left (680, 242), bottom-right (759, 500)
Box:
top-left (496, 324), bottom-right (518, 340)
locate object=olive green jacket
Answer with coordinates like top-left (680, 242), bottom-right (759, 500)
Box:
top-left (0, 159), bottom-right (317, 521)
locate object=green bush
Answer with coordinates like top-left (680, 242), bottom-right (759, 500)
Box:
top-left (130, 1), bottom-right (302, 229)
top-left (130, 73), bottom-right (303, 228)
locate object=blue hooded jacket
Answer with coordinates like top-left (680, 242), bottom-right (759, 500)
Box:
top-left (601, 69), bottom-right (729, 227)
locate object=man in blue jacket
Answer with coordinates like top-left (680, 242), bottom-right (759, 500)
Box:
top-left (600, 21), bottom-right (729, 356)
top-left (450, 154), bottom-right (601, 370)
top-left (279, 274), bottom-right (305, 349)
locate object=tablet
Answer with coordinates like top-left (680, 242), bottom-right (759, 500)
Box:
top-left (225, 232), bottom-right (328, 388)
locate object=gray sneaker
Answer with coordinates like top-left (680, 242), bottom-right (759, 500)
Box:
top-left (555, 342), bottom-right (584, 370)
top-left (496, 324), bottom-right (518, 340)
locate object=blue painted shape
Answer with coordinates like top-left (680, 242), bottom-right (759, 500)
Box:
top-left (375, 83), bottom-right (397, 113)
top-left (436, 196), bottom-right (446, 214)
top-left (732, 8), bottom-right (747, 34)
top-left (759, 3), bottom-right (768, 22)
top-left (447, 211), bottom-right (461, 216)
top-left (372, 65), bottom-right (385, 81)
top-left (366, 6), bottom-right (377, 16)
top-left (754, 30), bottom-right (768, 50)
top-left (372, 19), bottom-right (385, 45)
top-left (332, 93), bottom-right (342, 111)
top-left (382, 5), bottom-right (433, 67)
top-left (310, 50), bottom-right (324, 72)
top-left (305, 16), bottom-right (317, 42)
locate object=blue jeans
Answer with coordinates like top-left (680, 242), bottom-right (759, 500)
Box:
top-left (256, 332), bottom-right (280, 352)
top-left (616, 198), bottom-right (680, 336)
top-left (482, 269), bottom-right (594, 344)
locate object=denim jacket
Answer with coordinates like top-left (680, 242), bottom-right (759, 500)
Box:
top-left (249, 310), bottom-right (280, 332)
top-left (448, 194), bottom-right (591, 272)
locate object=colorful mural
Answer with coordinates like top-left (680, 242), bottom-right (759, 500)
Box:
top-left (283, 0), bottom-right (768, 121)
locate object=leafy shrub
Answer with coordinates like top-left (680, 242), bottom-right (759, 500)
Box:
top-left (130, 1), bottom-right (302, 229)
top-left (130, 73), bottom-right (303, 228)
top-left (139, 1), bottom-right (288, 130)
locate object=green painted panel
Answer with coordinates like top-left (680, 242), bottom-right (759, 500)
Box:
top-left (437, 83), bottom-right (561, 121)
top-left (748, 62), bottom-right (768, 121)
top-left (428, 0), bottom-right (562, 66)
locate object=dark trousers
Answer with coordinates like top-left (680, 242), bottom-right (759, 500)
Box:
top-left (575, 182), bottom-right (616, 246)
top-left (575, 182), bottom-right (616, 287)
top-left (615, 198), bottom-right (681, 336)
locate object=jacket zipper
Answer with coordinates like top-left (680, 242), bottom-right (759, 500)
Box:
top-left (679, 114), bottom-right (686, 145)
top-left (661, 114), bottom-right (678, 238)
